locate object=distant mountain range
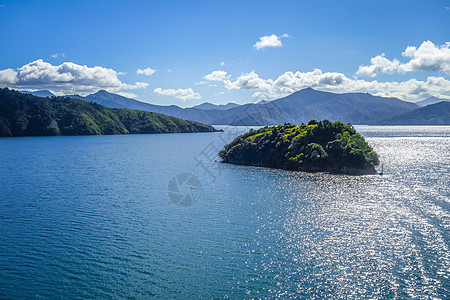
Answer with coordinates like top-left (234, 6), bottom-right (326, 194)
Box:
top-left (192, 102), bottom-right (240, 110)
top-left (65, 88), bottom-right (419, 125)
top-left (20, 90), bottom-right (55, 98)
top-left (415, 96), bottom-right (450, 107)
top-left (214, 88), bottom-right (418, 125)
top-left (18, 88), bottom-right (449, 125)
top-left (378, 101), bottom-right (450, 125)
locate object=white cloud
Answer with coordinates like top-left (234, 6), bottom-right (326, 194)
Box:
top-left (366, 77), bottom-right (450, 100)
top-left (116, 91), bottom-right (137, 99)
top-left (207, 68), bottom-right (450, 101)
top-left (224, 71), bottom-right (272, 90)
top-left (271, 70), bottom-right (450, 100)
top-left (0, 69), bottom-right (18, 84)
top-left (356, 54), bottom-right (400, 77)
top-left (194, 80), bottom-right (218, 87)
top-left (253, 33), bottom-right (289, 50)
top-left (51, 53), bottom-right (66, 59)
top-left (153, 87), bottom-right (201, 101)
top-left (252, 91), bottom-right (271, 101)
top-left (136, 67), bottom-right (156, 76)
top-left (167, 69), bottom-right (173, 73)
top-left (204, 70), bottom-right (230, 81)
top-left (357, 41), bottom-right (450, 77)
top-left (220, 61), bottom-right (225, 66)
top-left (399, 41), bottom-right (450, 73)
top-left (0, 59), bottom-right (148, 95)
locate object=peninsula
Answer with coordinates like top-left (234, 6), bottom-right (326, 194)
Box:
top-left (0, 88), bottom-right (218, 137)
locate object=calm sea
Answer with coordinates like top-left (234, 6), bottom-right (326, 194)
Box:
top-left (0, 126), bottom-right (449, 299)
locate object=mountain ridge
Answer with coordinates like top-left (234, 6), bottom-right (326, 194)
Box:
top-left (20, 90), bottom-right (55, 98)
top-left (415, 96), bottom-right (450, 107)
top-left (0, 88), bottom-right (218, 137)
top-left (377, 101), bottom-right (450, 125)
top-left (17, 88), bottom-right (442, 125)
top-left (191, 102), bottom-right (240, 111)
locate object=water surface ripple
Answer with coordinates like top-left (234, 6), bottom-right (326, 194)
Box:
top-left (0, 126), bottom-right (449, 299)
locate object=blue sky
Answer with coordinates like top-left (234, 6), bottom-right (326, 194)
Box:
top-left (0, 0), bottom-right (449, 106)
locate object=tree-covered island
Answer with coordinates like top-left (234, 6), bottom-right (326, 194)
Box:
top-left (219, 120), bottom-right (379, 174)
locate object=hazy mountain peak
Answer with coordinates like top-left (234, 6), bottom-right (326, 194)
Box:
top-left (91, 90), bottom-right (113, 96)
top-left (290, 87), bottom-right (327, 97)
top-left (20, 90), bottom-right (55, 98)
top-left (192, 102), bottom-right (240, 111)
top-left (257, 99), bottom-right (270, 104)
top-left (415, 96), bottom-right (450, 107)
top-left (299, 87), bottom-right (320, 93)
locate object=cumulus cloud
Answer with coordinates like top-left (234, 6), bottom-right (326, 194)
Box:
top-left (204, 70), bottom-right (230, 81)
top-left (365, 77), bottom-right (450, 100)
top-left (253, 34), bottom-right (289, 50)
top-left (270, 69), bottom-right (349, 94)
top-left (153, 87), bottom-right (201, 101)
top-left (0, 69), bottom-right (18, 84)
top-left (0, 59), bottom-right (148, 95)
top-left (205, 68), bottom-right (450, 101)
top-left (116, 91), bottom-right (138, 99)
top-left (136, 67), bottom-right (156, 76)
top-left (399, 41), bottom-right (450, 73)
top-left (252, 91), bottom-right (271, 101)
top-left (357, 41), bottom-right (450, 77)
top-left (356, 54), bottom-right (400, 77)
top-left (224, 71), bottom-right (272, 90)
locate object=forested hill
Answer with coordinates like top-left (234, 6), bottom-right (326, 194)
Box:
top-left (0, 88), bottom-right (218, 137)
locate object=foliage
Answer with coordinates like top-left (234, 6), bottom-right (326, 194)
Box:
top-left (219, 120), bottom-right (379, 174)
top-left (0, 88), bottom-right (217, 137)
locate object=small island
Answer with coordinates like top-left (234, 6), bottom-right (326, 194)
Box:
top-left (219, 120), bottom-right (379, 174)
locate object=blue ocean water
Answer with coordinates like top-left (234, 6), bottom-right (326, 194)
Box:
top-left (0, 126), bottom-right (449, 299)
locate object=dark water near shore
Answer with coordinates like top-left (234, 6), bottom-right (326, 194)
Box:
top-left (0, 126), bottom-right (449, 299)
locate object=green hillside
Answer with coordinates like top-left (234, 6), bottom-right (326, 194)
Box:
top-left (0, 88), bottom-right (218, 137)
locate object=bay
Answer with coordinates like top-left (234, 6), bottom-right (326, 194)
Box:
top-left (0, 126), bottom-right (449, 299)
